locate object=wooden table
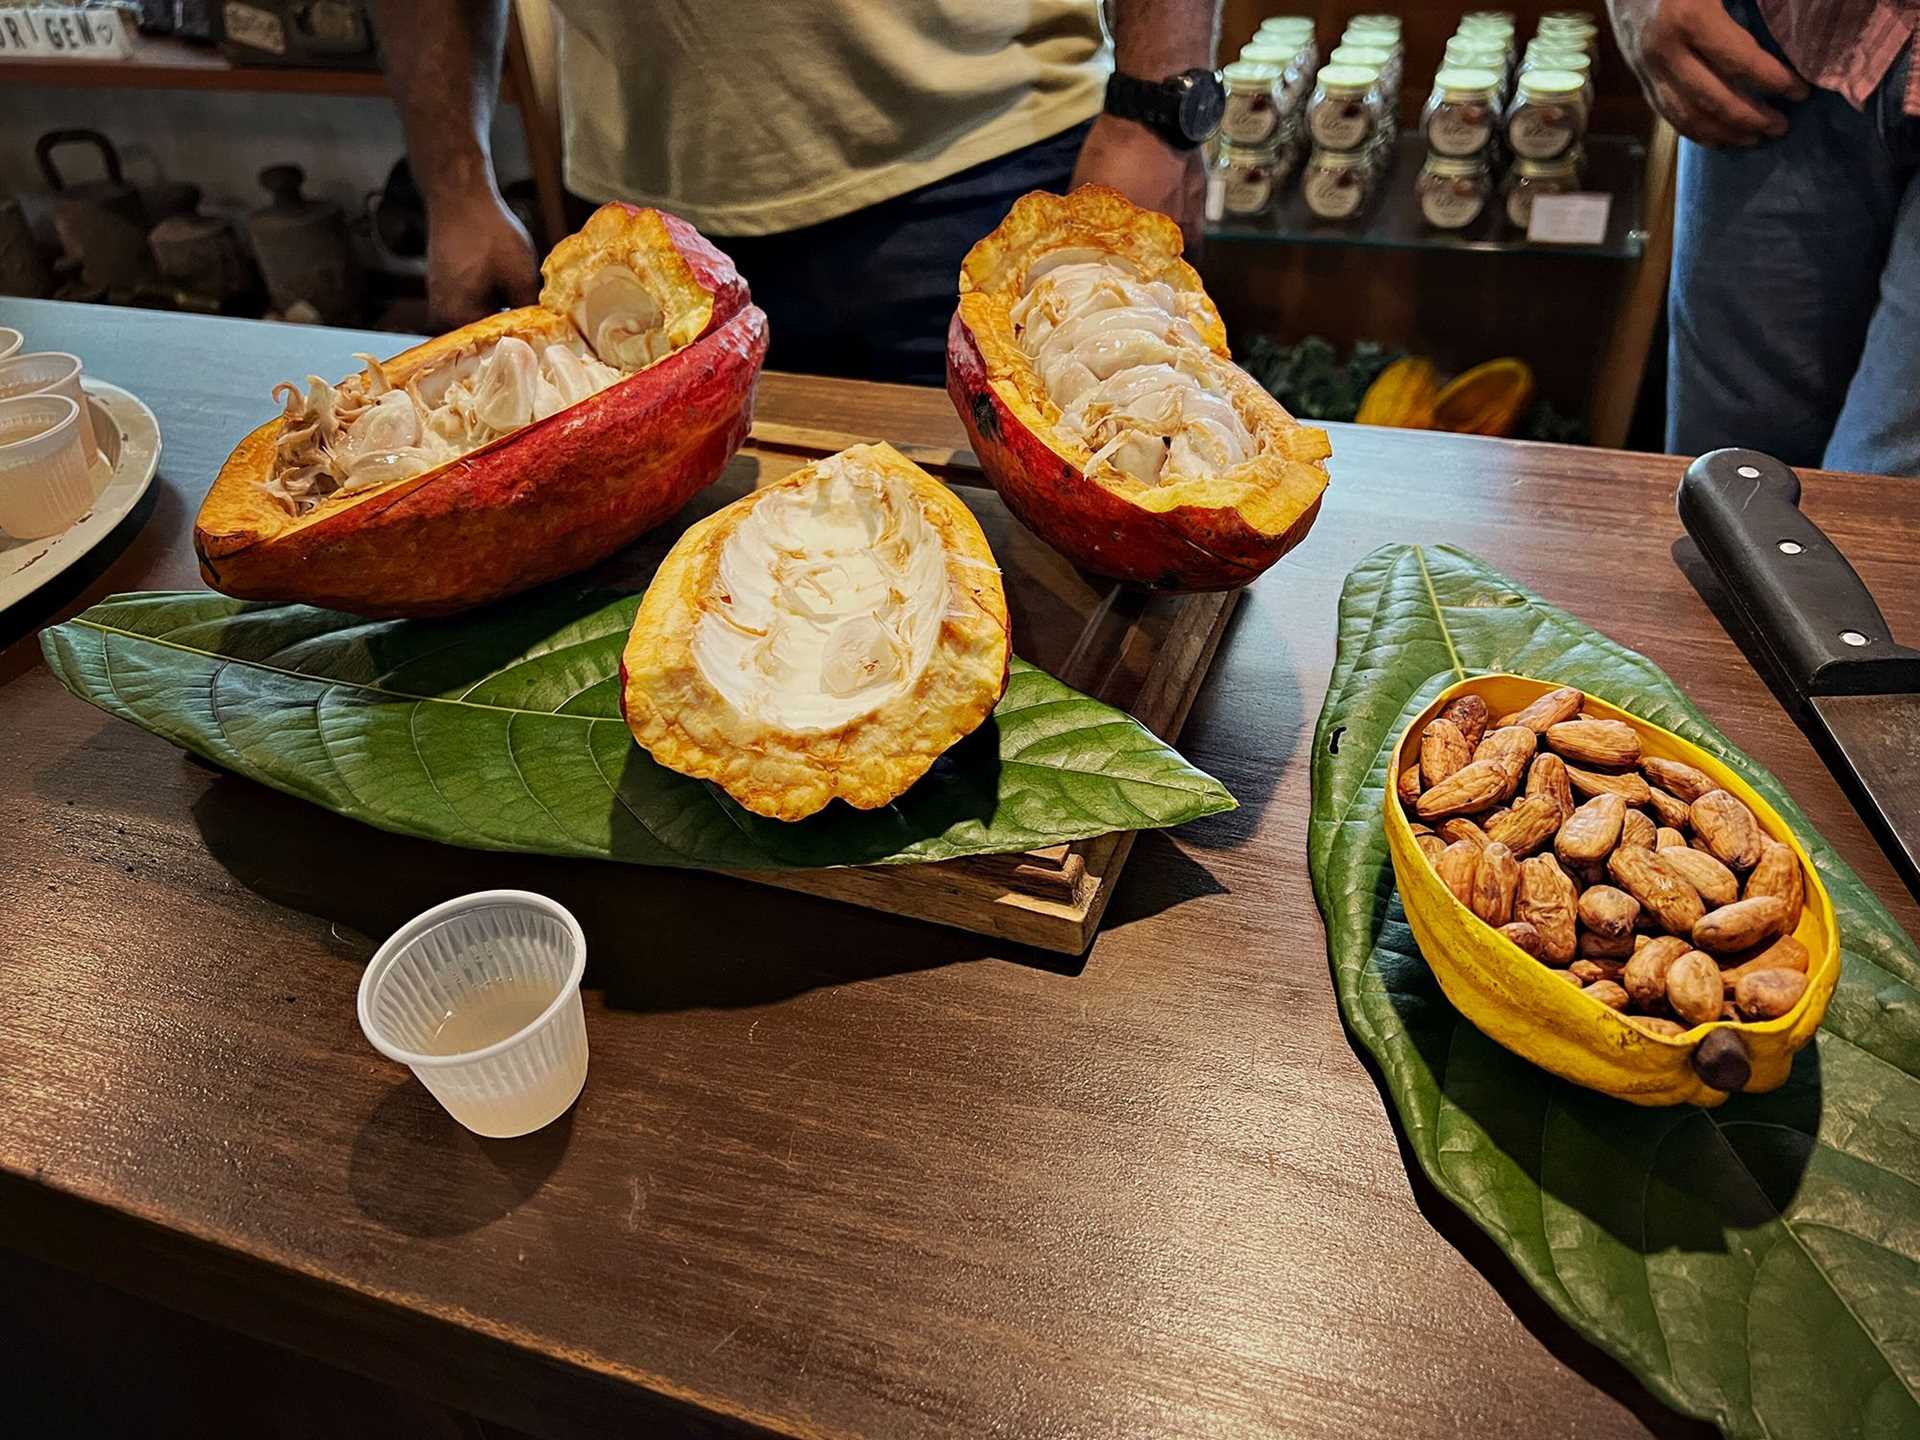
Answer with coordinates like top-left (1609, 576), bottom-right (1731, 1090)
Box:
top-left (3, 298), bottom-right (1916, 1439)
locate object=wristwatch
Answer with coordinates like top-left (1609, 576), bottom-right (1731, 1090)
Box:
top-left (1103, 68), bottom-right (1226, 150)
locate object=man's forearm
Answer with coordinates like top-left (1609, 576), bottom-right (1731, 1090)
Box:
top-left (1108, 0), bottom-right (1219, 76)
top-left (376, 0), bottom-right (510, 209)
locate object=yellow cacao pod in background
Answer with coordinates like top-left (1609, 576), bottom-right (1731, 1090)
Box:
top-left (1355, 356), bottom-right (1441, 429)
top-left (1429, 358), bottom-right (1536, 437)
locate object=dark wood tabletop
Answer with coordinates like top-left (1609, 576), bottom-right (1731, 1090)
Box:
top-left (4, 298), bottom-right (1917, 1440)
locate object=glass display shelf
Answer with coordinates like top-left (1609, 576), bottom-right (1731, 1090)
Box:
top-left (1208, 132), bottom-right (1647, 261)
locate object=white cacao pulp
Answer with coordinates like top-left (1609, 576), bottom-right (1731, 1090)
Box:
top-left (262, 265), bottom-right (660, 514)
top-left (690, 453), bottom-right (950, 733)
top-left (1009, 259), bottom-right (1258, 487)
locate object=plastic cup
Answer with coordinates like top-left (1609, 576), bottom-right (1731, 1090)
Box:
top-left (0, 351), bottom-right (98, 468)
top-left (0, 393), bottom-right (92, 539)
top-left (357, 891), bottom-right (589, 1138)
top-left (0, 327), bottom-right (21, 363)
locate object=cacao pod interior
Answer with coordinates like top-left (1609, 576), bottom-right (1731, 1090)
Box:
top-left (194, 205), bottom-right (768, 617)
top-left (621, 442), bottom-right (1011, 821)
top-left (948, 186), bottom-right (1332, 590)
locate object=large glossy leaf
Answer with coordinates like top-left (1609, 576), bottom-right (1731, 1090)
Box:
top-left (41, 591), bottom-right (1233, 869)
top-left (1308, 545), bottom-right (1920, 1440)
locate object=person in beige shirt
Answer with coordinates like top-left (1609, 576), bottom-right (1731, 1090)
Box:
top-left (378, 1), bottom-right (1223, 384)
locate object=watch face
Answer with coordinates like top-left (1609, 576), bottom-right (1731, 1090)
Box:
top-left (1178, 69), bottom-right (1227, 143)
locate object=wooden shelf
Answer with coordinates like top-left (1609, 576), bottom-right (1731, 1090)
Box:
top-left (0, 35), bottom-right (396, 96)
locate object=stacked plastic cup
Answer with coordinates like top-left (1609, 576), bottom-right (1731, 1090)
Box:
top-left (0, 327), bottom-right (22, 363)
top-left (358, 891), bottom-right (589, 1139)
top-left (0, 351), bottom-right (99, 468)
top-left (0, 393), bottom-right (92, 539)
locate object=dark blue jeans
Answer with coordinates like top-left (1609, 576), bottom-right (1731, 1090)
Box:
top-left (1669, 3), bottom-right (1920, 472)
top-left (711, 121), bottom-right (1091, 388)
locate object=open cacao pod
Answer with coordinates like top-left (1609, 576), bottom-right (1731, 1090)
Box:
top-left (195, 204), bottom-right (769, 617)
top-left (946, 186), bottom-right (1331, 590)
top-left (621, 442), bottom-right (1010, 821)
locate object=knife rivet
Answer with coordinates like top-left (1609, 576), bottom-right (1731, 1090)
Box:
top-left (1737, 465), bottom-right (1761, 478)
top-left (1840, 630), bottom-right (1870, 647)
top-left (1777, 541), bottom-right (1804, 555)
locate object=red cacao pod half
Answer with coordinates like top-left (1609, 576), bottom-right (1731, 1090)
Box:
top-left (947, 186), bottom-right (1330, 591)
top-left (195, 204), bottom-right (769, 617)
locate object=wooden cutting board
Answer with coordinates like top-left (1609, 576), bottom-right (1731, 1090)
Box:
top-left (724, 419), bottom-right (1239, 955)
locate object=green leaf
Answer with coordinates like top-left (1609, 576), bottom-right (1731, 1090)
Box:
top-left (40, 590), bottom-right (1234, 870)
top-left (1309, 545), bottom-right (1920, 1440)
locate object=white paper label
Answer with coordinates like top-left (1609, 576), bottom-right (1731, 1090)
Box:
top-left (0, 6), bottom-right (133, 58)
top-left (224, 2), bottom-right (288, 55)
top-left (1421, 185), bottom-right (1484, 230)
top-left (1527, 192), bottom-right (1611, 245)
top-left (1507, 107), bottom-right (1575, 159)
top-left (1222, 95), bottom-right (1280, 146)
top-left (1304, 169), bottom-right (1363, 220)
top-left (1204, 174), bottom-right (1227, 223)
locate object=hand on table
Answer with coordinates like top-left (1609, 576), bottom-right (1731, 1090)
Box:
top-left (1071, 114), bottom-right (1208, 253)
top-left (1608, 0), bottom-right (1810, 146)
top-left (426, 189), bottom-right (540, 331)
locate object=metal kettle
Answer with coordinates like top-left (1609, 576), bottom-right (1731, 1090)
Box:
top-left (36, 128), bottom-right (157, 296)
top-left (148, 185), bottom-right (257, 312)
top-left (246, 163), bottom-right (365, 325)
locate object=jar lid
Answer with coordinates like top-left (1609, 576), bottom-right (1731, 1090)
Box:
top-left (1308, 146), bottom-right (1370, 169)
top-left (1519, 68), bottom-right (1586, 98)
top-left (1258, 14), bottom-right (1314, 32)
top-left (1514, 154), bottom-right (1582, 177)
top-left (1542, 9), bottom-right (1595, 19)
top-left (1524, 48), bottom-right (1591, 73)
top-left (1458, 16), bottom-right (1515, 34)
top-left (1217, 139), bottom-right (1279, 161)
top-left (1445, 36), bottom-right (1507, 61)
top-left (1239, 40), bottom-right (1299, 66)
top-left (1424, 153), bottom-right (1490, 177)
top-left (1222, 60), bottom-right (1284, 84)
top-left (1348, 13), bottom-right (1401, 30)
top-left (1433, 66), bottom-right (1501, 98)
top-left (1329, 44), bottom-right (1393, 67)
top-left (1463, 9), bottom-right (1517, 21)
top-left (1539, 15), bottom-right (1598, 31)
top-left (1316, 64), bottom-right (1380, 93)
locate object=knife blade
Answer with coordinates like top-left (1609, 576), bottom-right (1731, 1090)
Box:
top-left (1677, 447), bottom-right (1920, 898)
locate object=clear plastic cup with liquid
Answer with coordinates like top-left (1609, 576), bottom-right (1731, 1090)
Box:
top-left (358, 891), bottom-right (589, 1138)
top-left (0, 393), bottom-right (91, 539)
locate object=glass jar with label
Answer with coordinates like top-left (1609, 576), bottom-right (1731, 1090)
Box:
top-left (1522, 46), bottom-right (1593, 107)
top-left (1421, 67), bottom-right (1501, 157)
top-left (1240, 36), bottom-right (1315, 112)
top-left (1503, 153), bottom-right (1582, 230)
top-left (1213, 141), bottom-right (1281, 218)
top-left (1302, 146), bottom-right (1374, 221)
top-left (1457, 16), bottom-right (1515, 48)
top-left (1307, 64), bottom-right (1382, 152)
top-left (1537, 16), bottom-right (1598, 48)
top-left (1417, 153), bottom-right (1492, 229)
top-left (1505, 69), bottom-right (1587, 159)
top-left (1221, 60), bottom-right (1285, 146)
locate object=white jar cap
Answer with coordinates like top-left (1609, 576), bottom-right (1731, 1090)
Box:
top-left (1520, 68), bottom-right (1586, 98)
top-left (1434, 66), bottom-right (1502, 98)
top-left (1316, 63), bottom-right (1381, 92)
top-left (1223, 59), bottom-right (1284, 84)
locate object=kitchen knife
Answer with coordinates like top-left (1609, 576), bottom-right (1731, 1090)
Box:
top-left (1677, 447), bottom-right (1920, 898)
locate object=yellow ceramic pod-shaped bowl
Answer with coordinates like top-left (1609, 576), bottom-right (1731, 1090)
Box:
top-left (1384, 674), bottom-right (1839, 1107)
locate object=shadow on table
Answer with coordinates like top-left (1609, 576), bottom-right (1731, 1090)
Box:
top-left (190, 768), bottom-right (1060, 1014)
top-left (1166, 583), bottom-right (1302, 856)
top-left (1342, 864), bottom-right (1816, 1439)
top-left (349, 1080), bottom-right (576, 1238)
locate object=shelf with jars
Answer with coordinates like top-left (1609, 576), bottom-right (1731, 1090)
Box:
top-left (1207, 6), bottom-right (1643, 258)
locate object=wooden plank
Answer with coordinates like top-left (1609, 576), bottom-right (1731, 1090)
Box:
top-left (723, 425), bottom-right (1240, 953)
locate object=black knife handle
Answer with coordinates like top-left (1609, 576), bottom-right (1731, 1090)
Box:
top-left (1678, 448), bottom-right (1920, 697)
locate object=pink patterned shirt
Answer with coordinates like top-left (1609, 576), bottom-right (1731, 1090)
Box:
top-left (1757, 0), bottom-right (1920, 115)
